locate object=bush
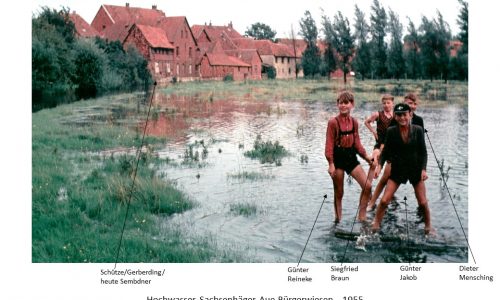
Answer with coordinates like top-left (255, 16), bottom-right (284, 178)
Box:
top-left (223, 74), bottom-right (234, 81)
top-left (244, 134), bottom-right (289, 164)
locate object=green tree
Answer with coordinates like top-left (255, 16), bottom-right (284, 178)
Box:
top-left (321, 44), bottom-right (337, 78)
top-left (32, 6), bottom-right (76, 102)
top-left (369, 0), bottom-right (388, 78)
top-left (74, 39), bottom-right (105, 99)
top-left (457, 0), bottom-right (468, 53)
top-left (453, 0), bottom-right (468, 80)
top-left (419, 17), bottom-right (440, 81)
top-left (435, 11), bottom-right (452, 82)
top-left (420, 12), bottom-right (451, 82)
top-left (323, 12), bottom-right (355, 84)
top-left (403, 18), bottom-right (422, 79)
top-left (386, 8), bottom-right (405, 80)
top-left (299, 10), bottom-right (321, 77)
top-left (245, 22), bottom-right (277, 41)
top-left (352, 4), bottom-right (371, 80)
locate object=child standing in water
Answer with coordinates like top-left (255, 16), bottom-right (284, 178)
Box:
top-left (364, 94), bottom-right (394, 211)
top-left (325, 91), bottom-right (372, 223)
top-left (371, 103), bottom-right (434, 234)
top-left (369, 92), bottom-right (425, 210)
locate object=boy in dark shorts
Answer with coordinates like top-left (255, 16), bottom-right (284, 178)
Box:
top-left (371, 103), bottom-right (434, 234)
top-left (369, 92), bottom-right (425, 211)
top-left (364, 94), bottom-right (394, 211)
top-left (325, 91), bottom-right (372, 223)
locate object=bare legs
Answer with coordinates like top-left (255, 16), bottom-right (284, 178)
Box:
top-left (367, 163), bottom-right (391, 211)
top-left (332, 165), bottom-right (372, 223)
top-left (371, 179), bottom-right (433, 234)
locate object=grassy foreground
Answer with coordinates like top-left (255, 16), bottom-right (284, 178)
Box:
top-left (32, 92), bottom-right (238, 263)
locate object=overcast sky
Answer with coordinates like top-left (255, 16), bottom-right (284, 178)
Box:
top-left (31, 0), bottom-right (463, 38)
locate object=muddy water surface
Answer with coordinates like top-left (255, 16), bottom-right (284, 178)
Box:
top-left (150, 93), bottom-right (468, 263)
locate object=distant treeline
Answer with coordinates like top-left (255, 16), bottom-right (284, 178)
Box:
top-left (32, 7), bottom-right (151, 111)
top-left (297, 0), bottom-right (468, 82)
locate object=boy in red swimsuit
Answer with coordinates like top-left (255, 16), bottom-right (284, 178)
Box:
top-left (325, 91), bottom-right (372, 223)
top-left (364, 94), bottom-right (394, 211)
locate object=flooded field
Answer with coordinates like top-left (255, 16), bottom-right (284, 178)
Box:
top-left (146, 92), bottom-right (468, 263)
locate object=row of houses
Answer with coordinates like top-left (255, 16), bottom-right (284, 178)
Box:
top-left (69, 3), bottom-right (306, 83)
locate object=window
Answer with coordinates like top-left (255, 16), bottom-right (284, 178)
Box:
top-left (189, 47), bottom-right (192, 58)
top-left (167, 63), bottom-right (171, 73)
top-left (154, 62), bottom-right (159, 74)
top-left (189, 64), bottom-right (192, 74)
top-left (176, 47), bottom-right (179, 56)
top-left (177, 64), bottom-right (180, 75)
top-left (288, 57), bottom-right (290, 64)
top-left (275, 57), bottom-right (278, 63)
top-left (281, 57), bottom-right (284, 63)
top-left (289, 68), bottom-right (291, 74)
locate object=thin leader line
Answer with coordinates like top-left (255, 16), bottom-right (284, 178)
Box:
top-left (404, 196), bottom-right (411, 265)
top-left (340, 165), bottom-right (372, 265)
top-left (297, 194), bottom-right (327, 266)
top-left (114, 82), bottom-right (157, 268)
top-left (425, 129), bottom-right (476, 264)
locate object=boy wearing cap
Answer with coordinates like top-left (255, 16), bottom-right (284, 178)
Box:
top-left (368, 92), bottom-right (425, 211)
top-left (371, 103), bottom-right (434, 234)
top-left (325, 91), bottom-right (372, 223)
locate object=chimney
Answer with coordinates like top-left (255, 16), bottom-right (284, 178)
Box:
top-left (125, 3), bottom-right (129, 7)
top-left (152, 4), bottom-right (157, 10)
top-left (228, 21), bottom-right (233, 29)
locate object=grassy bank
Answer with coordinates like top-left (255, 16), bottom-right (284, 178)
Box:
top-left (160, 78), bottom-right (468, 105)
top-left (32, 93), bottom-right (239, 262)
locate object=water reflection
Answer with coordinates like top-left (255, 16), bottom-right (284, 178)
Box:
top-left (150, 92), bottom-right (468, 263)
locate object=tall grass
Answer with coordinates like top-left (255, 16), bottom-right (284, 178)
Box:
top-left (32, 94), bottom-right (238, 262)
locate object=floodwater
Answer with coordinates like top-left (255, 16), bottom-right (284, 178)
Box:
top-left (149, 93), bottom-right (468, 263)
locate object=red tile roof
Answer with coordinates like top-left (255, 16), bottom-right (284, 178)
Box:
top-left (135, 24), bottom-right (174, 48)
top-left (270, 42), bottom-right (295, 57)
top-left (231, 38), bottom-right (257, 49)
top-left (100, 4), bottom-right (166, 26)
top-left (205, 53), bottom-right (250, 67)
top-left (100, 21), bottom-right (131, 42)
top-left (225, 49), bottom-right (262, 64)
top-left (157, 16), bottom-right (197, 45)
top-left (277, 38), bottom-right (307, 56)
top-left (192, 24), bottom-right (242, 43)
top-left (70, 12), bottom-right (100, 37)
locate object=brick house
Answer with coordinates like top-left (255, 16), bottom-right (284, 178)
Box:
top-left (192, 24), bottom-right (262, 80)
top-left (233, 39), bottom-right (297, 79)
top-left (156, 16), bottom-right (200, 81)
top-left (276, 38), bottom-right (306, 78)
top-left (90, 4), bottom-right (200, 81)
top-left (199, 52), bottom-right (251, 81)
top-left (123, 24), bottom-right (175, 84)
top-left (224, 49), bottom-right (262, 80)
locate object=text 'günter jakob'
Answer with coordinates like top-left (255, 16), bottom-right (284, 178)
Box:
top-left (399, 265), bottom-right (422, 281)
top-left (287, 267), bottom-right (312, 282)
top-left (330, 265), bottom-right (359, 281)
top-left (100, 268), bottom-right (165, 285)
